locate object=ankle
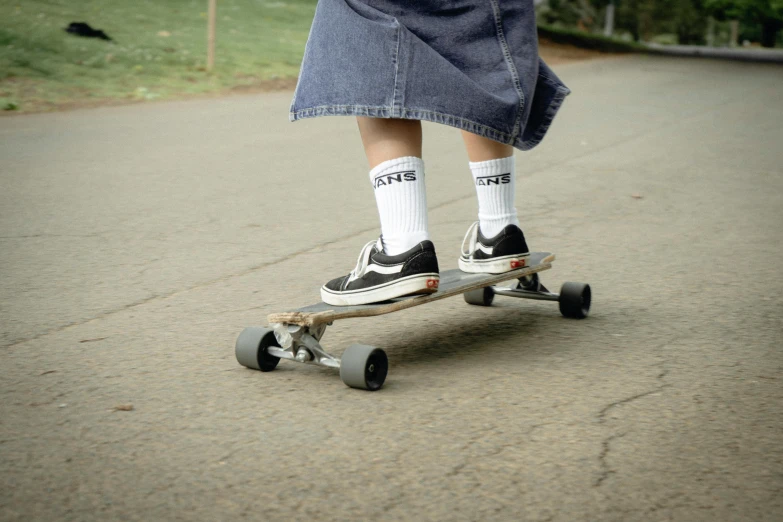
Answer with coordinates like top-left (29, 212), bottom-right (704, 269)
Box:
top-left (382, 231), bottom-right (430, 256)
top-left (479, 214), bottom-right (520, 238)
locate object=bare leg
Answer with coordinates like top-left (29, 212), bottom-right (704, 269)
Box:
top-left (461, 130), bottom-right (513, 162)
top-left (357, 117), bottom-right (422, 168)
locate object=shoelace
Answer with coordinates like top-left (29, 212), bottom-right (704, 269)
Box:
top-left (461, 221), bottom-right (480, 258)
top-left (349, 238), bottom-right (382, 281)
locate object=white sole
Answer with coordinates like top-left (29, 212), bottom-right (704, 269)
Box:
top-left (458, 253), bottom-right (530, 274)
top-left (321, 273), bottom-right (440, 306)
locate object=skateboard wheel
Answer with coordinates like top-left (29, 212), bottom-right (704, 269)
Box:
top-left (558, 282), bottom-right (591, 319)
top-left (463, 287), bottom-right (494, 307)
top-left (235, 327), bottom-right (280, 372)
top-left (340, 344), bottom-right (388, 391)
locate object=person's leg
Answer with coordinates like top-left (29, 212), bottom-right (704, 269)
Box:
top-left (320, 118), bottom-right (439, 306)
top-left (461, 130), bottom-right (513, 164)
top-left (357, 117), bottom-right (429, 255)
top-left (357, 117), bottom-right (422, 168)
top-left (461, 130), bottom-right (520, 236)
top-left (459, 131), bottom-right (529, 274)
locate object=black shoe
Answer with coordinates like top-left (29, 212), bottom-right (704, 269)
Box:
top-left (459, 222), bottom-right (530, 274)
top-left (321, 239), bottom-right (440, 306)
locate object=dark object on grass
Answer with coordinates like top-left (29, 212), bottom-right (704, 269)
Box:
top-left (65, 22), bottom-right (112, 41)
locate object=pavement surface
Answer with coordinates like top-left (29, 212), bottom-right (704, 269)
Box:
top-left (1, 55), bottom-right (782, 522)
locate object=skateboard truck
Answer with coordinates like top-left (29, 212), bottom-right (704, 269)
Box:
top-left (462, 273), bottom-right (590, 315)
top-left (235, 322), bottom-right (388, 391)
top-left (269, 323), bottom-right (338, 369)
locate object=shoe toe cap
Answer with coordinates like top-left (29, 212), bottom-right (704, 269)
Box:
top-left (324, 275), bottom-right (348, 292)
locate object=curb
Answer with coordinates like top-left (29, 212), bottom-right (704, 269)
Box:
top-left (645, 43), bottom-right (783, 64)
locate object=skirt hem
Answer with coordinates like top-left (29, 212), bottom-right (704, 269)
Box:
top-left (289, 84), bottom-right (570, 152)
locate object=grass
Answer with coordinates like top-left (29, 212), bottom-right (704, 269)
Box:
top-left (0, 0), bottom-right (317, 112)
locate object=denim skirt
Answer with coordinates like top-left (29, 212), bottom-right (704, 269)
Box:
top-left (289, 0), bottom-right (570, 151)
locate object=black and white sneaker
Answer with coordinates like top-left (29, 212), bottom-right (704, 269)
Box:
top-left (321, 239), bottom-right (440, 306)
top-left (459, 222), bottom-right (530, 274)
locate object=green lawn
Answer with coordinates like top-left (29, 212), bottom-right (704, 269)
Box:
top-left (0, 0), bottom-right (317, 112)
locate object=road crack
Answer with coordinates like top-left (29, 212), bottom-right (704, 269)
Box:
top-left (595, 432), bottom-right (626, 487)
top-left (596, 385), bottom-right (671, 424)
top-left (594, 346), bottom-right (674, 488)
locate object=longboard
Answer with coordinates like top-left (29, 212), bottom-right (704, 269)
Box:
top-left (268, 252), bottom-right (555, 327)
top-left (237, 251), bottom-right (590, 391)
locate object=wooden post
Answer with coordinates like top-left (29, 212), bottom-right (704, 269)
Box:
top-left (729, 20), bottom-right (739, 48)
top-left (207, 0), bottom-right (217, 71)
top-left (603, 1), bottom-right (615, 38)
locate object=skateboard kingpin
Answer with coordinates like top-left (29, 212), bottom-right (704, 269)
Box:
top-left (235, 252), bottom-right (590, 391)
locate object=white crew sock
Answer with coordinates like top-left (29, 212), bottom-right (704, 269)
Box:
top-left (469, 155), bottom-right (520, 238)
top-left (369, 156), bottom-right (429, 256)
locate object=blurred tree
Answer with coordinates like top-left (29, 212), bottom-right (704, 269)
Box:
top-left (586, 0), bottom-right (617, 35)
top-left (537, 0), bottom-right (599, 29)
top-left (537, 0), bottom-right (783, 47)
top-left (676, 0), bottom-right (708, 44)
top-left (615, 0), bottom-right (678, 42)
top-left (704, 0), bottom-right (783, 46)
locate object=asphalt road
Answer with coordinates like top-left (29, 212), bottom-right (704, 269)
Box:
top-left (1, 55), bottom-right (782, 522)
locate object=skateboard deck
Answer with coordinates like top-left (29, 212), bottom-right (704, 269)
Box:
top-left (267, 252), bottom-right (555, 327)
